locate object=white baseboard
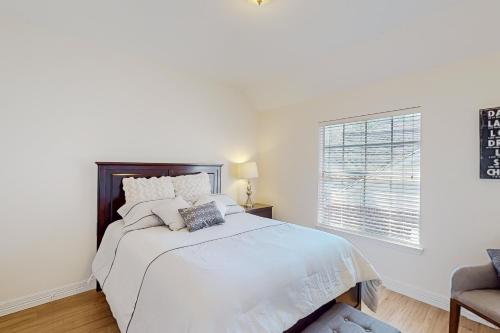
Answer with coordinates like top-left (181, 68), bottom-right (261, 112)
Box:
top-left (0, 277), bottom-right (96, 317)
top-left (382, 276), bottom-right (496, 329)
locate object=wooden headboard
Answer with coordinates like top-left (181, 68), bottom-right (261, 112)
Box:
top-left (95, 162), bottom-right (223, 249)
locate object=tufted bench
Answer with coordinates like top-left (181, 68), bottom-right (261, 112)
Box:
top-left (302, 303), bottom-right (400, 333)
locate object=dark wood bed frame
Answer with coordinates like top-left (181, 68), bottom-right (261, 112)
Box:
top-left (96, 162), bottom-right (361, 333)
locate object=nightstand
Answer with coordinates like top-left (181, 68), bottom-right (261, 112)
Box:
top-left (245, 203), bottom-right (273, 219)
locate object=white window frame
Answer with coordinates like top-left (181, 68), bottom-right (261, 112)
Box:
top-left (317, 107), bottom-right (422, 250)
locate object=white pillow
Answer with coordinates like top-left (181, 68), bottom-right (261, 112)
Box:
top-left (226, 204), bottom-right (245, 215)
top-left (172, 173), bottom-right (211, 204)
top-left (118, 198), bottom-right (173, 232)
top-left (123, 215), bottom-right (161, 232)
top-left (151, 196), bottom-right (191, 231)
top-left (122, 176), bottom-right (175, 204)
top-left (195, 194), bottom-right (244, 216)
top-left (195, 196), bottom-right (227, 217)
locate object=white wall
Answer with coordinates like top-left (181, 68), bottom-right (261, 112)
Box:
top-left (2, 4), bottom-right (499, 319)
top-left (0, 19), bottom-right (257, 305)
top-left (257, 53), bottom-right (500, 309)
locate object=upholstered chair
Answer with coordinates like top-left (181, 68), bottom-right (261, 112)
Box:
top-left (449, 263), bottom-right (500, 333)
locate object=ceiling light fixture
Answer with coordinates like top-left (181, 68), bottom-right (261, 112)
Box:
top-left (255, 0), bottom-right (269, 5)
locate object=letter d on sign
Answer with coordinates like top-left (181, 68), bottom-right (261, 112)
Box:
top-left (489, 139), bottom-right (500, 147)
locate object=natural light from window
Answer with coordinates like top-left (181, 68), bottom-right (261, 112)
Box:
top-left (318, 111), bottom-right (421, 248)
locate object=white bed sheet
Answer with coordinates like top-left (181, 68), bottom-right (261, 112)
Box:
top-left (92, 213), bottom-right (380, 333)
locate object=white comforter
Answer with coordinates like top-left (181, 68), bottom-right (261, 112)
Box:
top-left (92, 213), bottom-right (380, 333)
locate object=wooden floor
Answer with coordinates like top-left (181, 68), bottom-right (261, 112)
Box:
top-left (366, 288), bottom-right (497, 333)
top-left (0, 288), bottom-right (497, 333)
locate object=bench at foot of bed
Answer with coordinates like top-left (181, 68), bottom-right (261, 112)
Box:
top-left (302, 303), bottom-right (400, 333)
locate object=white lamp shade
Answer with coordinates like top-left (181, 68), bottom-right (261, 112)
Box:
top-left (239, 162), bottom-right (259, 179)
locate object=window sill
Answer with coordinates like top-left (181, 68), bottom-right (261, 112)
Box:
top-left (317, 224), bottom-right (424, 255)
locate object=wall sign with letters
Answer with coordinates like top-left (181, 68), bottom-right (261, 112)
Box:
top-left (480, 107), bottom-right (500, 179)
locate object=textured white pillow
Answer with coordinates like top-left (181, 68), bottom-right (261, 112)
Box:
top-left (118, 198), bottom-right (173, 232)
top-left (195, 196), bottom-right (227, 217)
top-left (151, 196), bottom-right (191, 231)
top-left (122, 176), bottom-right (175, 204)
top-left (172, 173), bottom-right (211, 204)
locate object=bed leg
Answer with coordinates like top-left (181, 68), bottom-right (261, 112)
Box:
top-left (355, 282), bottom-right (362, 310)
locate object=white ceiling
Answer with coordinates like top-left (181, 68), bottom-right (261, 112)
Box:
top-left (3, 0), bottom-right (500, 110)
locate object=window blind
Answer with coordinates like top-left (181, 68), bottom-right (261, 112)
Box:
top-left (318, 112), bottom-right (421, 247)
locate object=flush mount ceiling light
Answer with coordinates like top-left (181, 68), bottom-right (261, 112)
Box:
top-left (254, 0), bottom-right (270, 5)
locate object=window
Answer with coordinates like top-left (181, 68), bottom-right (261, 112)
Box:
top-left (318, 111), bottom-right (421, 247)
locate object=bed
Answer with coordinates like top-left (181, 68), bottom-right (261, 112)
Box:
top-left (93, 162), bottom-right (381, 333)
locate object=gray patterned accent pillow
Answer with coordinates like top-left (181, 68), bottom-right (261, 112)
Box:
top-left (178, 201), bottom-right (225, 232)
top-left (487, 249), bottom-right (500, 278)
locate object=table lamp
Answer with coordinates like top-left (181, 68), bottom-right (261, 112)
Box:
top-left (239, 162), bottom-right (259, 208)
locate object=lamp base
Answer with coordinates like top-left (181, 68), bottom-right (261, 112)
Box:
top-left (245, 180), bottom-right (254, 208)
top-left (244, 200), bottom-right (254, 209)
